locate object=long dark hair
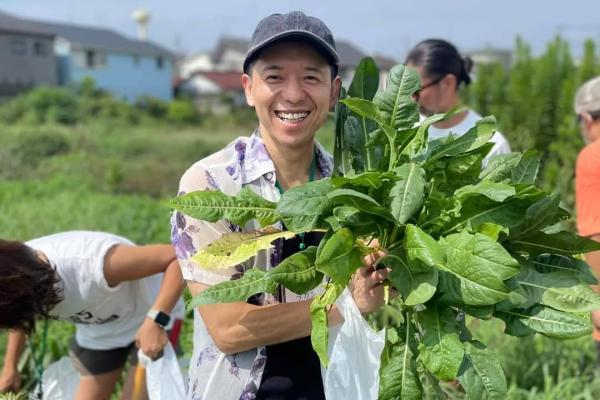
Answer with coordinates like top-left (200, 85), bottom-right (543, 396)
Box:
top-left (405, 39), bottom-right (473, 87)
top-left (0, 240), bottom-right (62, 332)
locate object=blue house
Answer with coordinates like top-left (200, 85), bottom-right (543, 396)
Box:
top-left (2, 11), bottom-right (174, 102)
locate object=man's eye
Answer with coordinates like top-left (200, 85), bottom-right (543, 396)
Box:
top-left (266, 75), bottom-right (281, 81)
top-left (305, 76), bottom-right (319, 81)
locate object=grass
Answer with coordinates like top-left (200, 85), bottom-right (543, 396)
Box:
top-left (0, 116), bottom-right (598, 398)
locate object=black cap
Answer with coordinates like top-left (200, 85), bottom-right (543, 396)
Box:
top-left (243, 11), bottom-right (339, 75)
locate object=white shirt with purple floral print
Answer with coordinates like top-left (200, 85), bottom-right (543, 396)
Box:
top-left (171, 129), bottom-right (333, 400)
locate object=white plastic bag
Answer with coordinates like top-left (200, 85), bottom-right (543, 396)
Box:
top-left (40, 356), bottom-right (80, 400)
top-left (139, 342), bottom-right (187, 400)
top-left (322, 288), bottom-right (386, 400)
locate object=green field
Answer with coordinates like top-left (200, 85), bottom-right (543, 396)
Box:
top-left (2, 34), bottom-right (600, 397)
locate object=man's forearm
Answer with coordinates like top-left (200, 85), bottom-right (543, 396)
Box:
top-left (196, 289), bottom-right (343, 354)
top-left (587, 235), bottom-right (600, 294)
top-left (3, 330), bottom-right (26, 371)
top-left (151, 259), bottom-right (186, 314)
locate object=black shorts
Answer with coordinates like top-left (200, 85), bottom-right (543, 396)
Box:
top-left (69, 336), bottom-right (139, 376)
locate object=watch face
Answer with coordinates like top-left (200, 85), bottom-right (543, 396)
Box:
top-left (155, 312), bottom-right (170, 327)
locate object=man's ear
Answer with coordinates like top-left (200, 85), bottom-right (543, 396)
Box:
top-left (242, 74), bottom-right (255, 107)
top-left (443, 74), bottom-right (457, 90)
top-left (329, 76), bottom-right (342, 110)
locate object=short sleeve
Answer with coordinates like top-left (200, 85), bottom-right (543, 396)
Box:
top-left (171, 165), bottom-right (240, 285)
top-left (487, 131), bottom-right (512, 158)
top-left (576, 143), bottom-right (600, 237)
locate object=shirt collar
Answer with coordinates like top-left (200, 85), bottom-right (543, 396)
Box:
top-left (241, 128), bottom-right (334, 185)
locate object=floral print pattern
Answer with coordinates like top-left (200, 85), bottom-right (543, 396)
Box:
top-left (171, 129), bottom-right (333, 400)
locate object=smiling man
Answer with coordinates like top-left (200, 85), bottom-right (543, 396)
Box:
top-left (171, 11), bottom-right (392, 400)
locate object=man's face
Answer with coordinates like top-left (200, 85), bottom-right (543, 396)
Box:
top-left (242, 41), bottom-right (341, 148)
top-left (407, 64), bottom-right (454, 118)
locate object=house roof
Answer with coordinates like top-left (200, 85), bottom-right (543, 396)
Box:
top-left (0, 10), bottom-right (173, 57)
top-left (200, 72), bottom-right (244, 91)
top-left (209, 35), bottom-right (367, 69)
top-left (336, 40), bottom-right (366, 68)
top-left (0, 11), bottom-right (54, 37)
top-left (373, 54), bottom-right (399, 71)
top-left (211, 36), bottom-right (249, 64)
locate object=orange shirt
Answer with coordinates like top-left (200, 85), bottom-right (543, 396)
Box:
top-left (576, 140), bottom-right (600, 237)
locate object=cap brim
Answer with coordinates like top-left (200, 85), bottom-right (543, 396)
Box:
top-left (244, 30), bottom-right (339, 73)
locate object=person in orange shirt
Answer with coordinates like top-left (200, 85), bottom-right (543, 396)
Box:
top-left (575, 76), bottom-right (600, 345)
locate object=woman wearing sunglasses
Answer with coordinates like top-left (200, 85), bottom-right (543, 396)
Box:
top-left (405, 39), bottom-right (511, 158)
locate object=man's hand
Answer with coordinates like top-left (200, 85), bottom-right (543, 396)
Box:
top-left (349, 249), bottom-right (395, 316)
top-left (0, 367), bottom-right (22, 393)
top-left (135, 318), bottom-right (168, 360)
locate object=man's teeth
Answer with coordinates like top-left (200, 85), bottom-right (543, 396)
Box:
top-left (277, 112), bottom-right (309, 122)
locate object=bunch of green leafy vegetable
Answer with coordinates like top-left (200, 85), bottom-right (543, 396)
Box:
top-left (169, 57), bottom-right (600, 400)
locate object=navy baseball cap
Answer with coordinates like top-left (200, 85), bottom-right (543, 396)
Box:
top-left (243, 11), bottom-right (339, 75)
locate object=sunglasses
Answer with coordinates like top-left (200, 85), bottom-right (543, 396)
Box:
top-left (411, 75), bottom-right (447, 102)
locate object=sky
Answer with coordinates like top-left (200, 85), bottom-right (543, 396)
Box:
top-left (1, 0), bottom-right (600, 60)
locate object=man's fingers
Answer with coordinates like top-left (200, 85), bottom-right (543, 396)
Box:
top-left (363, 249), bottom-right (387, 267)
top-left (371, 268), bottom-right (390, 283)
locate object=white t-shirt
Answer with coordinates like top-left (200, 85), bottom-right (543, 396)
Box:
top-left (427, 109), bottom-right (512, 158)
top-left (27, 231), bottom-right (184, 350)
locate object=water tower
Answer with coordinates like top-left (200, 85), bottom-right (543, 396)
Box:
top-left (132, 9), bottom-right (151, 41)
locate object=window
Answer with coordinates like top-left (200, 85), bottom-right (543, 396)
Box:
top-left (9, 37), bottom-right (26, 56)
top-left (33, 41), bottom-right (48, 57)
top-left (156, 56), bottom-right (164, 70)
top-left (84, 50), bottom-right (107, 69)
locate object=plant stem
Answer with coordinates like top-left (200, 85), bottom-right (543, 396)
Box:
top-left (387, 240), bottom-right (403, 252)
top-left (389, 225), bottom-right (400, 246)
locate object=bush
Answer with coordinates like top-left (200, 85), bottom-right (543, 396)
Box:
top-left (134, 95), bottom-right (169, 119)
top-left (167, 99), bottom-right (198, 124)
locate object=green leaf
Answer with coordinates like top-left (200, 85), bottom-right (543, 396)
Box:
top-left (436, 233), bottom-right (513, 306)
top-left (457, 340), bottom-right (507, 400)
top-left (512, 230), bottom-right (600, 256)
top-left (473, 223), bottom-right (509, 241)
top-left (334, 87), bottom-right (350, 176)
top-left (348, 56), bottom-right (380, 101)
top-left (332, 206), bottom-right (378, 228)
top-left (497, 305), bottom-right (592, 339)
top-left (328, 188), bottom-right (396, 222)
top-left (170, 187), bottom-right (279, 227)
top-left (315, 227), bottom-right (363, 286)
top-left (510, 193), bottom-right (560, 239)
top-left (454, 180), bottom-right (516, 203)
top-left (511, 150), bottom-right (541, 184)
top-left (445, 231), bottom-right (520, 281)
top-left (187, 268), bottom-right (276, 309)
top-left (265, 247), bottom-right (323, 295)
top-left (418, 303), bottom-right (465, 381)
top-left (311, 283), bottom-right (343, 367)
top-left (446, 153), bottom-right (484, 181)
top-left (190, 228), bottom-right (296, 270)
top-left (443, 196), bottom-right (530, 235)
top-left (344, 116), bottom-right (379, 172)
top-left (399, 109), bottom-right (460, 157)
top-left (532, 254), bottom-right (598, 285)
top-left (383, 250), bottom-right (438, 306)
top-left (379, 320), bottom-right (423, 400)
top-left (429, 116), bottom-right (497, 162)
top-left (516, 260), bottom-right (600, 312)
top-left (390, 163), bottom-right (426, 224)
top-left (277, 178), bottom-right (333, 218)
top-left (495, 277), bottom-right (528, 311)
top-left (405, 225), bottom-right (447, 268)
top-left (332, 171), bottom-right (389, 189)
top-left (373, 64), bottom-right (421, 130)
top-left (462, 305), bottom-right (494, 320)
top-left (478, 152), bottom-right (522, 182)
top-left (347, 57), bottom-right (380, 172)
